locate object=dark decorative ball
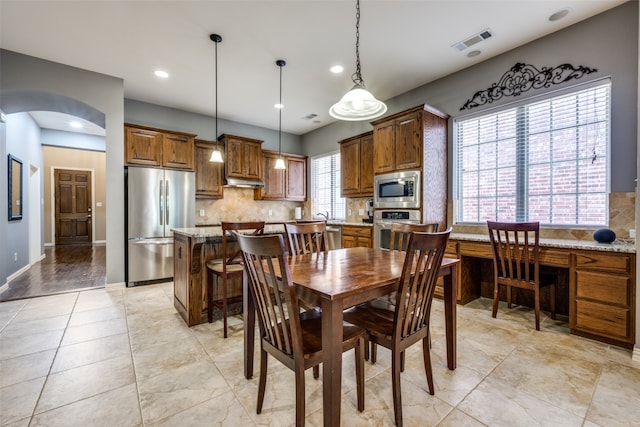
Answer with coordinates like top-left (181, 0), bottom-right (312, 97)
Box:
top-left (593, 228), bottom-right (616, 243)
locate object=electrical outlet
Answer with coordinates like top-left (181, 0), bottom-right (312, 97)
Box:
top-left (348, 209), bottom-right (352, 216)
top-left (268, 209), bottom-right (273, 216)
top-left (630, 229), bottom-right (636, 239)
top-left (199, 209), bottom-right (205, 217)
top-left (358, 208), bottom-right (365, 216)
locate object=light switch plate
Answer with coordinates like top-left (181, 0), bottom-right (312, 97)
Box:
top-left (358, 208), bottom-right (365, 216)
top-left (199, 209), bottom-right (205, 217)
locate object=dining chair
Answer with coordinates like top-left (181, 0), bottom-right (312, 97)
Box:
top-left (487, 221), bottom-right (556, 331)
top-left (284, 221), bottom-right (327, 255)
top-left (236, 232), bottom-right (365, 426)
top-left (344, 229), bottom-right (451, 427)
top-left (370, 222), bottom-right (440, 363)
top-left (206, 221), bottom-right (265, 338)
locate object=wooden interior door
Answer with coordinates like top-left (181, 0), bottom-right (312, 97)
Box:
top-left (55, 169), bottom-right (92, 245)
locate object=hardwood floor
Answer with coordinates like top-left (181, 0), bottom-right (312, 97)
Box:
top-left (0, 244), bottom-right (106, 302)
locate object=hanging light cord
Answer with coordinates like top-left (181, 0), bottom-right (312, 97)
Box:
top-left (214, 37), bottom-right (219, 141)
top-left (278, 62), bottom-right (282, 154)
top-left (352, 0), bottom-right (364, 87)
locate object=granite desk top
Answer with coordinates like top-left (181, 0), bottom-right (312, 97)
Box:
top-left (450, 233), bottom-right (636, 254)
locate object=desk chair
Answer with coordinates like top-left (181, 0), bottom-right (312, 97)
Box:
top-left (487, 221), bottom-right (556, 331)
top-left (236, 233), bottom-right (365, 427)
top-left (206, 221), bottom-right (265, 338)
top-left (344, 229), bottom-right (451, 427)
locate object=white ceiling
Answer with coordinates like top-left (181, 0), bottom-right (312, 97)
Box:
top-left (0, 0), bottom-right (627, 136)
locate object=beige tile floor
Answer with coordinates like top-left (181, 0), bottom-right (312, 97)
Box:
top-left (1, 282), bottom-right (639, 426)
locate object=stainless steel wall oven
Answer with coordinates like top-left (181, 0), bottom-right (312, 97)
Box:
top-left (373, 209), bottom-right (421, 250)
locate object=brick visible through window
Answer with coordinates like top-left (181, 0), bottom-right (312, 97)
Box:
top-left (455, 82), bottom-right (610, 226)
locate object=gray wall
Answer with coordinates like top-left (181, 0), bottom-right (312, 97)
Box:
top-left (0, 49), bottom-right (125, 286)
top-left (125, 99), bottom-right (303, 155)
top-left (302, 2), bottom-right (638, 194)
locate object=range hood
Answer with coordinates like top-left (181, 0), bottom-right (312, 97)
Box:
top-left (224, 177), bottom-right (264, 188)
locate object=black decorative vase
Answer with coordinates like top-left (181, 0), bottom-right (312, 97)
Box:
top-left (593, 228), bottom-right (616, 243)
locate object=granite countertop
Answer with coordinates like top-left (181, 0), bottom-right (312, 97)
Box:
top-left (173, 224), bottom-right (285, 238)
top-left (450, 233), bottom-right (636, 254)
top-left (327, 220), bottom-right (373, 227)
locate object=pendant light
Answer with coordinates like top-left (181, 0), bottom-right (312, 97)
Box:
top-left (329, 0), bottom-right (386, 121)
top-left (274, 59), bottom-right (286, 170)
top-left (209, 33), bottom-right (224, 163)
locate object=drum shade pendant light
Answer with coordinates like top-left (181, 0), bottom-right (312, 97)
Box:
top-left (209, 33), bottom-right (224, 163)
top-left (329, 0), bottom-right (386, 121)
top-left (274, 60), bottom-right (286, 170)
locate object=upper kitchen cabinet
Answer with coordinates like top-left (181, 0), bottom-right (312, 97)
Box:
top-left (194, 140), bottom-right (224, 199)
top-left (125, 123), bottom-right (195, 170)
top-left (339, 131), bottom-right (373, 198)
top-left (255, 150), bottom-right (307, 201)
top-left (220, 134), bottom-right (263, 181)
top-left (370, 105), bottom-right (448, 174)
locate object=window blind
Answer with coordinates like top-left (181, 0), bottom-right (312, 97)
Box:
top-left (455, 81), bottom-right (610, 226)
top-left (312, 152), bottom-right (345, 220)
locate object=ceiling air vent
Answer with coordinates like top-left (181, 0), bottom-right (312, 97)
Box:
top-left (453, 28), bottom-right (494, 52)
top-left (304, 113), bottom-right (318, 120)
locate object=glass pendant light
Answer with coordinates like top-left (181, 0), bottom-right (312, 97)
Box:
top-left (209, 33), bottom-right (224, 163)
top-left (329, 0), bottom-right (386, 121)
top-left (274, 59), bottom-right (286, 170)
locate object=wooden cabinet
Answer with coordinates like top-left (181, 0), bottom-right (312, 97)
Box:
top-left (572, 251), bottom-right (635, 347)
top-left (342, 225), bottom-right (372, 248)
top-left (220, 134), bottom-right (263, 181)
top-left (339, 132), bottom-right (373, 197)
top-left (255, 150), bottom-right (307, 201)
top-left (194, 140), bottom-right (224, 199)
top-left (371, 105), bottom-right (448, 175)
top-left (125, 123), bottom-right (195, 170)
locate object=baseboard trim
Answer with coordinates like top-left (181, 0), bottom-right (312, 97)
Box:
top-left (7, 264), bottom-right (31, 283)
top-left (105, 282), bottom-right (126, 289)
top-left (0, 283), bottom-right (8, 293)
top-left (633, 346), bottom-right (640, 362)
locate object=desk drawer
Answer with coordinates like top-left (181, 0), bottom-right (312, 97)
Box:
top-left (576, 271), bottom-right (630, 306)
top-left (575, 300), bottom-right (631, 341)
top-left (458, 241), bottom-right (493, 259)
top-left (539, 249), bottom-right (570, 267)
top-left (576, 252), bottom-right (631, 273)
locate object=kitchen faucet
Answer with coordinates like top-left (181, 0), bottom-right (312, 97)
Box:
top-left (316, 211), bottom-right (329, 221)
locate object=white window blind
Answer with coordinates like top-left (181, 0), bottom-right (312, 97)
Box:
top-left (312, 152), bottom-right (345, 220)
top-left (455, 82), bottom-right (610, 226)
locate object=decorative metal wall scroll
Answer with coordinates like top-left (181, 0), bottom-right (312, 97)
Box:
top-left (460, 62), bottom-right (597, 111)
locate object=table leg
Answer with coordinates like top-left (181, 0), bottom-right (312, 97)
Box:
top-left (321, 298), bottom-right (343, 427)
top-left (443, 265), bottom-right (457, 370)
top-left (243, 269), bottom-right (255, 379)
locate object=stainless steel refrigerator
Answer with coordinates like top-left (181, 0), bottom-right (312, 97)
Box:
top-left (126, 166), bottom-right (195, 285)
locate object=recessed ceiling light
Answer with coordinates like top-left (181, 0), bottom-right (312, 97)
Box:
top-left (154, 70), bottom-right (169, 78)
top-left (467, 50), bottom-right (481, 58)
top-left (70, 121), bottom-right (83, 129)
top-left (549, 8), bottom-right (570, 22)
top-left (274, 103), bottom-right (283, 109)
top-left (330, 65), bottom-right (344, 74)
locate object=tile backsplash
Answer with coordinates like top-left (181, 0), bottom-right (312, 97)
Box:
top-left (449, 191), bottom-right (636, 241)
top-left (196, 187), bottom-right (303, 225)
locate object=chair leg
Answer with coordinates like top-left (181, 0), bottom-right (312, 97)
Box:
top-left (207, 271), bottom-right (213, 323)
top-left (400, 350), bottom-right (405, 372)
top-left (222, 275), bottom-right (228, 338)
top-left (534, 287), bottom-right (541, 331)
top-left (422, 333), bottom-right (434, 395)
top-left (257, 348), bottom-right (268, 414)
top-left (295, 366), bottom-right (306, 427)
top-left (391, 350), bottom-right (403, 427)
top-left (313, 365), bottom-right (319, 379)
top-left (371, 341), bottom-right (377, 364)
top-left (355, 337), bottom-right (365, 412)
top-left (507, 284), bottom-right (512, 309)
top-left (364, 338), bottom-right (369, 361)
top-left (492, 283), bottom-right (500, 319)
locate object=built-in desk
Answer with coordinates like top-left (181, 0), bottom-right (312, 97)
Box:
top-left (442, 234), bottom-right (636, 349)
top-left (172, 225), bottom-right (285, 326)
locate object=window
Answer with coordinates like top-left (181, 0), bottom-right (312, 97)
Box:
top-left (311, 152), bottom-right (345, 220)
top-left (455, 82), bottom-right (610, 226)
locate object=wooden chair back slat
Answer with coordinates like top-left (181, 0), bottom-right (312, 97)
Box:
top-left (389, 223), bottom-right (439, 252)
top-left (487, 221), bottom-right (539, 286)
top-left (284, 222), bottom-right (328, 255)
top-left (393, 230), bottom-right (450, 341)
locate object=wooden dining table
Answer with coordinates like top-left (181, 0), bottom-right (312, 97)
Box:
top-left (242, 246), bottom-right (460, 427)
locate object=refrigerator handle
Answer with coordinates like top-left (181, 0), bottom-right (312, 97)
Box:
top-left (165, 179), bottom-right (170, 225)
top-left (159, 179), bottom-right (164, 226)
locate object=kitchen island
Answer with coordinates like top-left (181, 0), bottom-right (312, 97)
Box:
top-left (172, 225), bottom-right (285, 326)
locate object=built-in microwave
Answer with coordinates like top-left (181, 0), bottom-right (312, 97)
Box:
top-left (373, 170), bottom-right (421, 209)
